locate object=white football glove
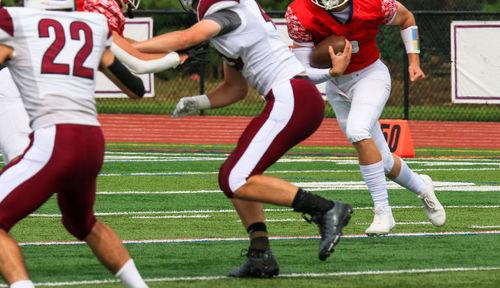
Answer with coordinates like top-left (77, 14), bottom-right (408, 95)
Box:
top-left (172, 95), bottom-right (210, 119)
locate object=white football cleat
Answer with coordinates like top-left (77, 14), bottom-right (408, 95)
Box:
top-left (418, 174), bottom-right (446, 227)
top-left (365, 205), bottom-right (396, 236)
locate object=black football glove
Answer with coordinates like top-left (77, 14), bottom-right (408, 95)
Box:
top-left (181, 41), bottom-right (211, 65)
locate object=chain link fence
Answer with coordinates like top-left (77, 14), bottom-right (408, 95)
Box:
top-left (96, 10), bottom-right (500, 122)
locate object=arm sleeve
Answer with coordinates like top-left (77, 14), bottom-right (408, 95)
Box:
top-left (294, 47), bottom-right (332, 84)
top-left (203, 9), bottom-right (241, 36)
top-left (107, 57), bottom-right (145, 98)
top-left (110, 42), bottom-right (181, 74)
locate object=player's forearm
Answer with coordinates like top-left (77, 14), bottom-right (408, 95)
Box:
top-left (407, 53), bottom-right (421, 67)
top-left (134, 31), bottom-right (193, 54)
top-left (99, 50), bottom-right (145, 99)
top-left (206, 82), bottom-right (248, 108)
top-left (113, 33), bottom-right (167, 60)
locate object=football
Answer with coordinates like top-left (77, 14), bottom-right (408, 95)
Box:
top-left (310, 34), bottom-right (346, 68)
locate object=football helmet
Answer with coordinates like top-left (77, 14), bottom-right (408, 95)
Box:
top-left (24, 0), bottom-right (75, 10)
top-left (310, 0), bottom-right (348, 10)
top-left (119, 0), bottom-right (140, 14)
top-left (179, 0), bottom-right (196, 12)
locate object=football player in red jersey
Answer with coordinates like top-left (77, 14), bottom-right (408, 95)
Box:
top-left (286, 0), bottom-right (446, 236)
top-left (0, 0), bottom-right (148, 287)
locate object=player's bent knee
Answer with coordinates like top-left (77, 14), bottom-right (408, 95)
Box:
top-left (382, 151), bottom-right (395, 174)
top-left (219, 160), bottom-right (250, 199)
top-left (62, 214), bottom-right (97, 240)
top-left (345, 126), bottom-right (371, 144)
top-left (219, 162), bottom-right (235, 198)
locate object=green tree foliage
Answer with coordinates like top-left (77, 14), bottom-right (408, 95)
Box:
top-left (1, 0), bottom-right (497, 11)
top-left (137, 0), bottom-right (500, 11)
top-left (139, 0), bottom-right (182, 10)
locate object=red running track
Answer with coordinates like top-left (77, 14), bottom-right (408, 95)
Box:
top-left (98, 114), bottom-right (500, 149)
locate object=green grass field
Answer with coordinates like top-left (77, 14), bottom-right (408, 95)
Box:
top-left (2, 143), bottom-right (499, 287)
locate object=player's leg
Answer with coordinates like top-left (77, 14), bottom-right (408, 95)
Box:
top-left (221, 79), bottom-right (352, 277)
top-left (0, 126), bottom-right (66, 287)
top-left (373, 128), bottom-right (446, 226)
top-left (228, 198), bottom-right (277, 278)
top-left (84, 221), bottom-right (149, 287)
top-left (54, 125), bottom-right (148, 288)
top-left (0, 230), bottom-right (31, 287)
top-left (330, 61), bottom-right (394, 236)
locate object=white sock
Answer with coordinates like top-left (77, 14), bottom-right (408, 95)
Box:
top-left (360, 161), bottom-right (390, 211)
top-left (393, 159), bottom-right (426, 195)
top-left (115, 259), bottom-right (148, 288)
top-left (10, 280), bottom-right (34, 288)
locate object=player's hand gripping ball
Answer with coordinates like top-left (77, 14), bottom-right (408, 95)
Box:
top-left (310, 34), bottom-right (346, 68)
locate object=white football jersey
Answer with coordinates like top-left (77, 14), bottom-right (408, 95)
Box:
top-left (202, 0), bottom-right (305, 96)
top-left (0, 7), bottom-right (112, 129)
top-left (0, 67), bottom-right (20, 100)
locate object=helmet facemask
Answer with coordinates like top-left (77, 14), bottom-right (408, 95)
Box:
top-left (179, 0), bottom-right (196, 13)
top-left (310, 0), bottom-right (349, 10)
top-left (119, 0), bottom-right (141, 18)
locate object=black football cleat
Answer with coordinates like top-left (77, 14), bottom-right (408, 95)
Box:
top-left (227, 248), bottom-right (279, 278)
top-left (306, 200), bottom-right (353, 261)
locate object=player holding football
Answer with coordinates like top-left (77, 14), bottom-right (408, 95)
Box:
top-left (0, 0), bottom-right (148, 287)
top-left (134, 0), bottom-right (353, 278)
top-left (286, 0), bottom-right (446, 235)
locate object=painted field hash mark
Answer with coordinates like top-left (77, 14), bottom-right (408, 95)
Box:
top-left (18, 230), bottom-right (500, 247)
top-left (1, 266), bottom-right (499, 287)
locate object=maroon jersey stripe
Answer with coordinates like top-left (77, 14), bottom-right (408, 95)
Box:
top-left (197, 0), bottom-right (240, 20)
top-left (0, 8), bottom-right (14, 36)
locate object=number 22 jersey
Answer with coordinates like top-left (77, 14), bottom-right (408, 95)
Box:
top-left (0, 7), bottom-right (112, 130)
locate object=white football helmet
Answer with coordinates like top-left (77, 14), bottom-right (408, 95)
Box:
top-left (311, 0), bottom-right (349, 10)
top-left (24, 0), bottom-right (75, 10)
top-left (119, 0), bottom-right (140, 14)
top-left (179, 0), bottom-right (196, 12)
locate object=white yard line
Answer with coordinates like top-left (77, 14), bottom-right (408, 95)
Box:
top-left (131, 215), bottom-right (210, 219)
top-left (97, 190), bottom-right (220, 194)
top-left (1, 267), bottom-right (499, 287)
top-left (29, 205), bottom-right (500, 218)
top-left (356, 222), bottom-right (432, 225)
top-left (18, 230), bottom-right (500, 247)
top-left (99, 167), bottom-right (500, 176)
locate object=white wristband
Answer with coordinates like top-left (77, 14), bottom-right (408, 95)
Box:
top-left (193, 94), bottom-right (211, 110)
top-left (110, 42), bottom-right (181, 74)
top-left (400, 25), bottom-right (420, 54)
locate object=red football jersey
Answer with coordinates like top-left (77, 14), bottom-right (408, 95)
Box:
top-left (287, 0), bottom-right (398, 74)
top-left (76, 0), bottom-right (126, 36)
